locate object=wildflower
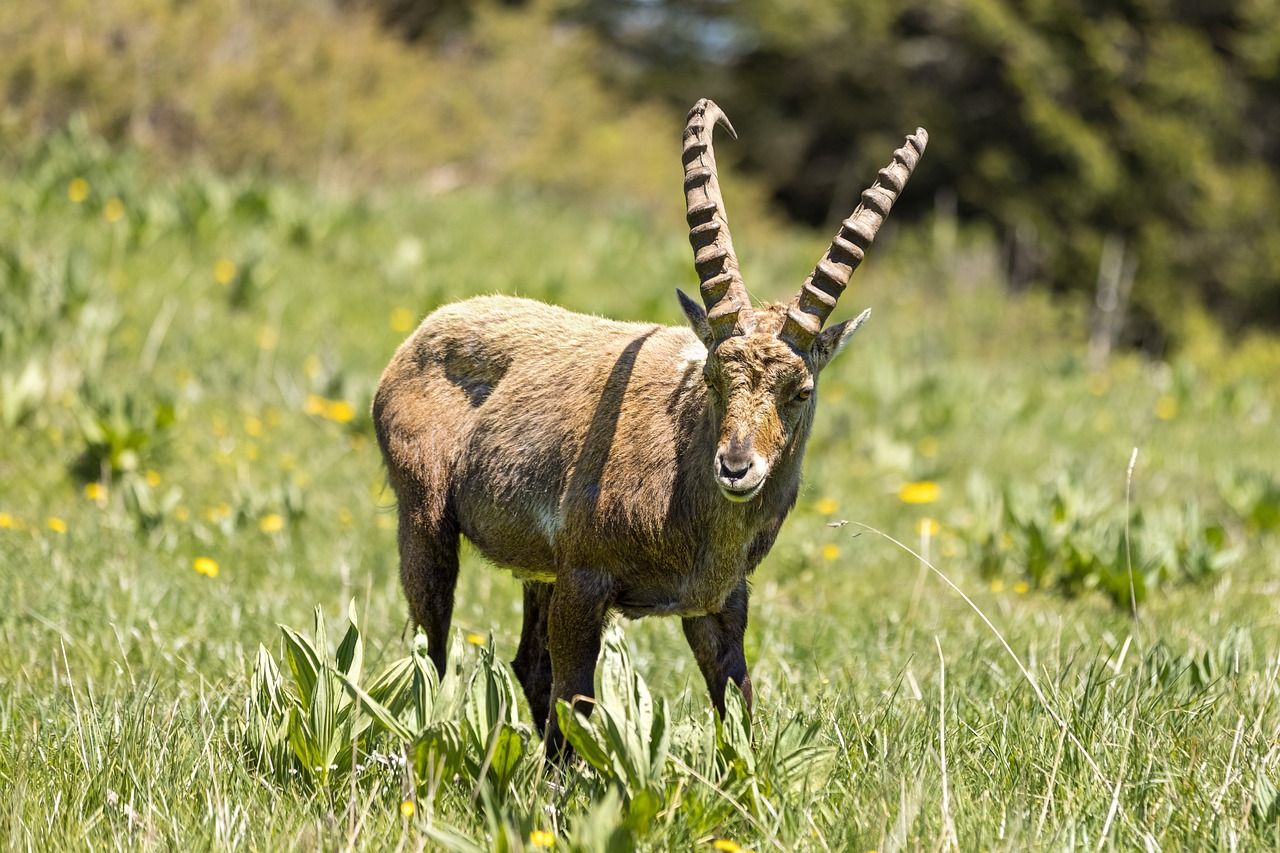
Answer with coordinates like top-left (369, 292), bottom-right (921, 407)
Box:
top-left (256, 326), bottom-right (278, 350)
top-left (821, 544), bottom-right (840, 561)
top-left (47, 517), bottom-right (67, 534)
top-left (466, 633), bottom-right (486, 646)
top-left (1155, 395), bottom-right (1177, 420)
top-left (917, 436), bottom-right (939, 458)
top-left (145, 470), bottom-right (161, 488)
top-left (712, 841), bottom-right (746, 853)
top-left (68, 177), bottom-right (90, 203)
top-left (990, 578), bottom-right (1005, 593)
top-left (326, 400), bottom-right (355, 423)
top-left (304, 394), bottom-right (327, 416)
top-left (898, 481), bottom-right (940, 505)
top-left (390, 307), bottom-right (416, 333)
top-left (917, 517), bottom-right (940, 537)
top-left (174, 506), bottom-right (190, 522)
top-left (400, 799), bottom-right (415, 818)
top-left (194, 557), bottom-right (219, 577)
top-left (245, 417), bottom-right (263, 437)
top-left (0, 512), bottom-right (14, 528)
top-left (529, 830), bottom-right (555, 849)
top-left (84, 482), bottom-right (107, 501)
top-left (214, 259), bottom-right (237, 285)
top-left (815, 497), bottom-right (838, 515)
top-left (103, 198), bottom-right (125, 223)
top-left (1014, 581), bottom-right (1029, 594)
top-left (259, 513), bottom-right (285, 533)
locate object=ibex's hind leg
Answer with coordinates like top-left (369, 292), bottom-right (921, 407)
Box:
top-left (397, 507), bottom-right (460, 678)
top-left (682, 579), bottom-right (753, 717)
top-left (512, 581), bottom-right (553, 733)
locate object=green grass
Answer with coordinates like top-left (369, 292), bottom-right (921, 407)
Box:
top-left (2, 127), bottom-right (1280, 850)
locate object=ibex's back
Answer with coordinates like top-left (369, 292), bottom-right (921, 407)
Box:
top-left (374, 99), bottom-right (926, 757)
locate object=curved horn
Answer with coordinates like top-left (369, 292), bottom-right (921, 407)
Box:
top-left (683, 99), bottom-right (755, 344)
top-left (778, 128), bottom-right (928, 353)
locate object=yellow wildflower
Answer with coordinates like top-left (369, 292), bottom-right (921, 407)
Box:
top-left (326, 400), bottom-right (355, 423)
top-left (103, 198), bottom-right (125, 223)
top-left (259, 513), bottom-right (285, 533)
top-left (256, 326), bottom-right (278, 350)
top-left (84, 482), bottom-right (107, 501)
top-left (821, 544), bottom-right (840, 561)
top-left (214, 258), bottom-right (237, 285)
top-left (174, 506), bottom-right (191, 522)
top-left (390, 307), bottom-right (416, 333)
top-left (0, 512), bottom-right (14, 528)
top-left (917, 517), bottom-right (940, 537)
top-left (1014, 581), bottom-right (1030, 594)
top-left (146, 470), bottom-right (161, 487)
top-left (815, 497), bottom-right (838, 515)
top-left (529, 830), bottom-right (555, 849)
top-left (400, 799), bottom-right (415, 818)
top-left (466, 633), bottom-right (486, 646)
top-left (304, 394), bottom-right (327, 416)
top-left (898, 481), bottom-right (940, 504)
top-left (244, 417), bottom-right (263, 437)
top-left (47, 517), bottom-right (67, 534)
top-left (1155, 395), bottom-right (1177, 420)
top-left (68, 177), bottom-right (90, 203)
top-left (990, 578), bottom-right (1005, 593)
top-left (194, 557), bottom-right (219, 577)
top-left (712, 841), bottom-right (743, 853)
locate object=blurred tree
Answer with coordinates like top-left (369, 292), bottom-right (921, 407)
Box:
top-left (565, 0), bottom-right (1280, 345)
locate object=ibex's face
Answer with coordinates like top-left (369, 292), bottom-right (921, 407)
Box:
top-left (702, 334), bottom-right (813, 502)
top-left (677, 98), bottom-right (925, 503)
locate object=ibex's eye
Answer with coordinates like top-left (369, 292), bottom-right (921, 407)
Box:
top-left (795, 385), bottom-right (813, 402)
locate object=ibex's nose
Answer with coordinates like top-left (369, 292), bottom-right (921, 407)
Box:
top-left (714, 434), bottom-right (766, 501)
top-left (718, 456), bottom-right (751, 481)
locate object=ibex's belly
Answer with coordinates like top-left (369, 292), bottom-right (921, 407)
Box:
top-left (460, 499), bottom-right (743, 617)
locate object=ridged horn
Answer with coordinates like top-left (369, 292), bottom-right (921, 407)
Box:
top-left (778, 128), bottom-right (928, 353)
top-left (683, 99), bottom-right (755, 344)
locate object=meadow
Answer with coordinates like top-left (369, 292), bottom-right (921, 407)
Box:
top-left (2, 125), bottom-right (1279, 850)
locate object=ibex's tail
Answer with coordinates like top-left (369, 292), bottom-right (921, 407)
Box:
top-left (778, 129), bottom-right (928, 353)
top-left (683, 99), bottom-right (756, 345)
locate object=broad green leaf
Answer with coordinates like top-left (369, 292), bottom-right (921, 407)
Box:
top-left (280, 624), bottom-right (321, 714)
top-left (334, 599), bottom-right (363, 685)
top-left (556, 700), bottom-right (613, 777)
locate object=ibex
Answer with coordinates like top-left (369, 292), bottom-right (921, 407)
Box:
top-left (374, 99), bottom-right (926, 755)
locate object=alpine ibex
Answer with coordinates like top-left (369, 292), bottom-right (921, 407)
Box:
top-left (374, 99), bottom-right (926, 755)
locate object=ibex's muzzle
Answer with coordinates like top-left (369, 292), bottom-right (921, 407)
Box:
top-left (715, 435), bottom-right (768, 502)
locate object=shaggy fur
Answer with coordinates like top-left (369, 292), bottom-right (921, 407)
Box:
top-left (372, 99), bottom-right (925, 756)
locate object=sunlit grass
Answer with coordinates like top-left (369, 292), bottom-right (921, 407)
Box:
top-left (1, 129), bottom-right (1278, 848)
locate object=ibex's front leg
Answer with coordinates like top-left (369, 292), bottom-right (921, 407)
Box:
top-left (545, 568), bottom-right (613, 758)
top-left (512, 581), bottom-right (553, 733)
top-left (682, 579), bottom-right (753, 717)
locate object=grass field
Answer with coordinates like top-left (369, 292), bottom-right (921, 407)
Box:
top-left (2, 127), bottom-right (1279, 850)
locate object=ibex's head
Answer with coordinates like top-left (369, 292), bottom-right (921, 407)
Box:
top-left (676, 99), bottom-right (927, 502)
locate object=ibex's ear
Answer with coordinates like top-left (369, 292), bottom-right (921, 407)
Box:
top-left (812, 308), bottom-right (871, 372)
top-left (676, 289), bottom-right (715, 348)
